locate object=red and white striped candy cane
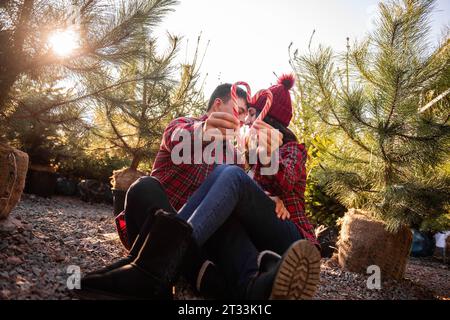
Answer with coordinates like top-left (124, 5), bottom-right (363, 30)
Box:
top-left (252, 89), bottom-right (273, 124)
top-left (231, 81), bottom-right (252, 120)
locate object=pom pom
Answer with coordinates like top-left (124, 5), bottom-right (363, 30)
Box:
top-left (278, 73), bottom-right (295, 90)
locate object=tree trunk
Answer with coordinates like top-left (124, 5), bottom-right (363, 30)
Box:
top-left (130, 154), bottom-right (141, 170)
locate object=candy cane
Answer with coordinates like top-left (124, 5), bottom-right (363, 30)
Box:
top-left (231, 81), bottom-right (252, 120)
top-left (230, 81), bottom-right (253, 164)
top-left (252, 89), bottom-right (273, 124)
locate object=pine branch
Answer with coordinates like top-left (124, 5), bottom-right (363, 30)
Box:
top-left (418, 87), bottom-right (450, 113)
top-left (12, 0), bottom-right (33, 55)
top-left (105, 105), bottom-right (133, 153)
top-left (385, 74), bottom-right (401, 127)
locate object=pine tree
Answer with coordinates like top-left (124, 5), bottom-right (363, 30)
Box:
top-left (0, 0), bottom-right (178, 135)
top-left (88, 32), bottom-right (206, 171)
top-left (291, 0), bottom-right (450, 231)
top-left (2, 75), bottom-right (84, 167)
top-left (288, 50), bottom-right (347, 228)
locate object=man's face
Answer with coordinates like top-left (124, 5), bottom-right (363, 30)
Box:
top-left (212, 97), bottom-right (248, 126)
top-left (245, 107), bottom-right (258, 126)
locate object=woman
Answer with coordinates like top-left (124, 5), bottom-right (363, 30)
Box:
top-left (245, 73), bottom-right (318, 247)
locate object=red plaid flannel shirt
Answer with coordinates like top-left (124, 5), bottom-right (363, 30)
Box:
top-left (252, 142), bottom-right (318, 246)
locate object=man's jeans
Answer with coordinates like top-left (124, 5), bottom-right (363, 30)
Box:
top-left (178, 165), bottom-right (302, 255)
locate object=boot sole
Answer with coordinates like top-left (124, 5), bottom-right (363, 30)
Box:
top-left (269, 240), bottom-right (321, 300)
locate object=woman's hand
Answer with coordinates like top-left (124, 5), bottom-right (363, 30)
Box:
top-left (252, 119), bottom-right (283, 156)
top-left (269, 195), bottom-right (290, 220)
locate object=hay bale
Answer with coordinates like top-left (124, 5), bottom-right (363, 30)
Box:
top-left (110, 167), bottom-right (146, 191)
top-left (337, 208), bottom-right (412, 280)
top-left (0, 144), bottom-right (29, 220)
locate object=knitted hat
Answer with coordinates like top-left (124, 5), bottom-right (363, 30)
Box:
top-left (252, 73), bottom-right (295, 127)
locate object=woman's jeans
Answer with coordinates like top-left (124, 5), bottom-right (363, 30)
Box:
top-left (178, 165), bottom-right (302, 254)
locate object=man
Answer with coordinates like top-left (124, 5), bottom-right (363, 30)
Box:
top-left (125, 83), bottom-right (249, 242)
top-left (75, 82), bottom-right (319, 300)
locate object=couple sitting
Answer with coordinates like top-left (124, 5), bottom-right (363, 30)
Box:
top-left (75, 74), bottom-right (321, 300)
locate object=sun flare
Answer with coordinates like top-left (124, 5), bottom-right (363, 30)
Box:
top-left (48, 28), bottom-right (80, 57)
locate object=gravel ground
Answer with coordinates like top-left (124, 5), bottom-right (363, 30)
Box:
top-left (0, 194), bottom-right (448, 300)
top-left (316, 257), bottom-right (448, 300)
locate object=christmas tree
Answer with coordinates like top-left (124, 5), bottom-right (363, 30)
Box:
top-left (291, 0), bottom-right (450, 231)
top-left (0, 0), bottom-right (178, 131)
top-left (88, 32), bottom-right (206, 171)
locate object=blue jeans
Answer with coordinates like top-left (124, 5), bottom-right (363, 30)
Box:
top-left (178, 165), bottom-right (302, 255)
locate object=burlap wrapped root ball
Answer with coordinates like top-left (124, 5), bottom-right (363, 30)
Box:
top-left (0, 144), bottom-right (29, 220)
top-left (110, 167), bottom-right (146, 192)
top-left (337, 209), bottom-right (412, 280)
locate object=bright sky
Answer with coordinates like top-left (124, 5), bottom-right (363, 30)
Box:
top-left (154, 0), bottom-right (449, 97)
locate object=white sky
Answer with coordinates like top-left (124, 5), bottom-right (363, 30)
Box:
top-left (154, 0), bottom-right (450, 97)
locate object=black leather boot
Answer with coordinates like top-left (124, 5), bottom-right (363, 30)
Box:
top-left (181, 237), bottom-right (230, 300)
top-left (85, 209), bottom-right (156, 276)
top-left (74, 210), bottom-right (193, 300)
top-left (195, 260), bottom-right (229, 299)
top-left (246, 240), bottom-right (321, 300)
top-left (257, 250), bottom-right (281, 273)
top-left (179, 239), bottom-right (205, 287)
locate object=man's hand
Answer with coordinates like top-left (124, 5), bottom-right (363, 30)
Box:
top-left (203, 112), bottom-right (239, 140)
top-left (268, 194), bottom-right (290, 220)
top-left (252, 119), bottom-right (283, 157)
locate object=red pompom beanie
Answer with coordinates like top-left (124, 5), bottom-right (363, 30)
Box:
top-left (252, 73), bottom-right (295, 127)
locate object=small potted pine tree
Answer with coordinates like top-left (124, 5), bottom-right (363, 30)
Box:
top-left (90, 33), bottom-right (206, 215)
top-left (292, 0), bottom-right (449, 279)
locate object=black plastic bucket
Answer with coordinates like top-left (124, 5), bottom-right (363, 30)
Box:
top-left (112, 188), bottom-right (127, 217)
top-left (25, 168), bottom-right (57, 198)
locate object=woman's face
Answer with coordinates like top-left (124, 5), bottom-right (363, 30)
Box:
top-left (245, 107), bottom-right (258, 126)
